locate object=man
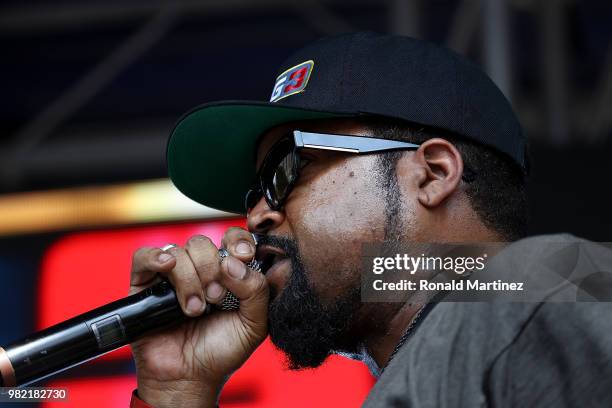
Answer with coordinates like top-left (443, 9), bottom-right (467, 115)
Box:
top-left (128, 32), bottom-right (612, 407)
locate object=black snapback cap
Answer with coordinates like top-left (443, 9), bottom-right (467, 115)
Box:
top-left (167, 32), bottom-right (525, 214)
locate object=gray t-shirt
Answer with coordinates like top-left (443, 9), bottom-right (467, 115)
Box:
top-left (362, 235), bottom-right (612, 407)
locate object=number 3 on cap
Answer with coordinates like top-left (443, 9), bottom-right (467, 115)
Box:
top-left (269, 60), bottom-right (314, 102)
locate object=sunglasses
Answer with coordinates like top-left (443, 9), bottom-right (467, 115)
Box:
top-left (244, 130), bottom-right (421, 213)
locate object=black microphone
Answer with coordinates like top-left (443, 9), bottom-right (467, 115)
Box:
top-left (0, 246), bottom-right (262, 387)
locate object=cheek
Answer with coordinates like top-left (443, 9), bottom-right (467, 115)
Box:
top-left (286, 157), bottom-right (386, 293)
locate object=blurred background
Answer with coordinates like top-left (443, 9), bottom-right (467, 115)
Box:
top-left (0, 0), bottom-right (610, 407)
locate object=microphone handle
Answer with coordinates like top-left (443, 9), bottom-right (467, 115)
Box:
top-left (0, 279), bottom-right (227, 387)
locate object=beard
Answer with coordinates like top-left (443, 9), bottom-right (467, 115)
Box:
top-left (258, 235), bottom-right (362, 370)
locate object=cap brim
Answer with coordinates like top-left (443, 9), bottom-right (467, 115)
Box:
top-left (167, 101), bottom-right (351, 214)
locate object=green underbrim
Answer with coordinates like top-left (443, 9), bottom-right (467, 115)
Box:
top-left (167, 101), bottom-right (351, 214)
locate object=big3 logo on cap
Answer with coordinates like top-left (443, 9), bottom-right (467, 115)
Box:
top-left (269, 60), bottom-right (314, 102)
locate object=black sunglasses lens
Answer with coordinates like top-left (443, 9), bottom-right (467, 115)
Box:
top-left (261, 138), bottom-right (298, 210)
top-left (270, 153), bottom-right (298, 204)
top-left (244, 188), bottom-right (262, 212)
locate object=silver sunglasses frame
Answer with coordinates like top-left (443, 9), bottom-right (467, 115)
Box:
top-left (293, 130), bottom-right (420, 153)
top-left (245, 130), bottom-right (421, 213)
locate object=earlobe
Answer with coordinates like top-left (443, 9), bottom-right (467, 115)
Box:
top-left (415, 138), bottom-right (463, 208)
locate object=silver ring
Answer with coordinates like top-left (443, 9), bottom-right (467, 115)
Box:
top-left (161, 243), bottom-right (178, 252)
top-left (218, 248), bottom-right (261, 273)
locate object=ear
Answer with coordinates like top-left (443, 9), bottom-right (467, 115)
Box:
top-left (412, 138), bottom-right (464, 208)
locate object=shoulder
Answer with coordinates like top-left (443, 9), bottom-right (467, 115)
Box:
top-left (485, 302), bottom-right (612, 406)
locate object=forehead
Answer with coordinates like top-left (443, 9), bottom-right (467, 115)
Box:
top-left (255, 118), bottom-right (371, 168)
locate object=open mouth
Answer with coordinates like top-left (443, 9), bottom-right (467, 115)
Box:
top-left (255, 245), bottom-right (287, 275)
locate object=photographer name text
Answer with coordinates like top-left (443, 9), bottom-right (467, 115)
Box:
top-left (372, 279), bottom-right (524, 292)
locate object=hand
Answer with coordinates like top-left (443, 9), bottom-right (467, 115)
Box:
top-left (129, 228), bottom-right (269, 408)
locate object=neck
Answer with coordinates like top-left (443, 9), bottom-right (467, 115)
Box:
top-left (362, 291), bottom-right (429, 369)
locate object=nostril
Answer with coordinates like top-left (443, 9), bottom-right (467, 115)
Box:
top-left (256, 218), bottom-right (274, 231)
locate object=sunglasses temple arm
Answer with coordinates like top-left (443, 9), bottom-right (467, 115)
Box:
top-left (293, 130), bottom-right (420, 153)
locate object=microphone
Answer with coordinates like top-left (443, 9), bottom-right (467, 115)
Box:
top-left (0, 245), bottom-right (262, 388)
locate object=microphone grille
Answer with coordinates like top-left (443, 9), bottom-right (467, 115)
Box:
top-left (217, 292), bottom-right (240, 311)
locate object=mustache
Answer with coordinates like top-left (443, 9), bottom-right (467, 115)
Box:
top-left (255, 234), bottom-right (301, 260)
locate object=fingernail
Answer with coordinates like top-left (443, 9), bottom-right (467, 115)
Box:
top-left (186, 295), bottom-right (203, 315)
top-left (206, 282), bottom-right (223, 299)
top-left (235, 240), bottom-right (252, 255)
top-left (158, 253), bottom-right (174, 263)
top-left (227, 257), bottom-right (247, 279)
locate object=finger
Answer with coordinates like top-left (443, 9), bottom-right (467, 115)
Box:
top-left (184, 235), bottom-right (226, 303)
top-left (218, 256), bottom-right (269, 331)
top-left (221, 227), bottom-right (256, 263)
top-left (204, 281), bottom-right (227, 304)
top-left (129, 246), bottom-right (176, 294)
top-left (166, 246), bottom-right (207, 317)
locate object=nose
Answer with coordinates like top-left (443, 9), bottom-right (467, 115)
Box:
top-left (247, 196), bottom-right (285, 234)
